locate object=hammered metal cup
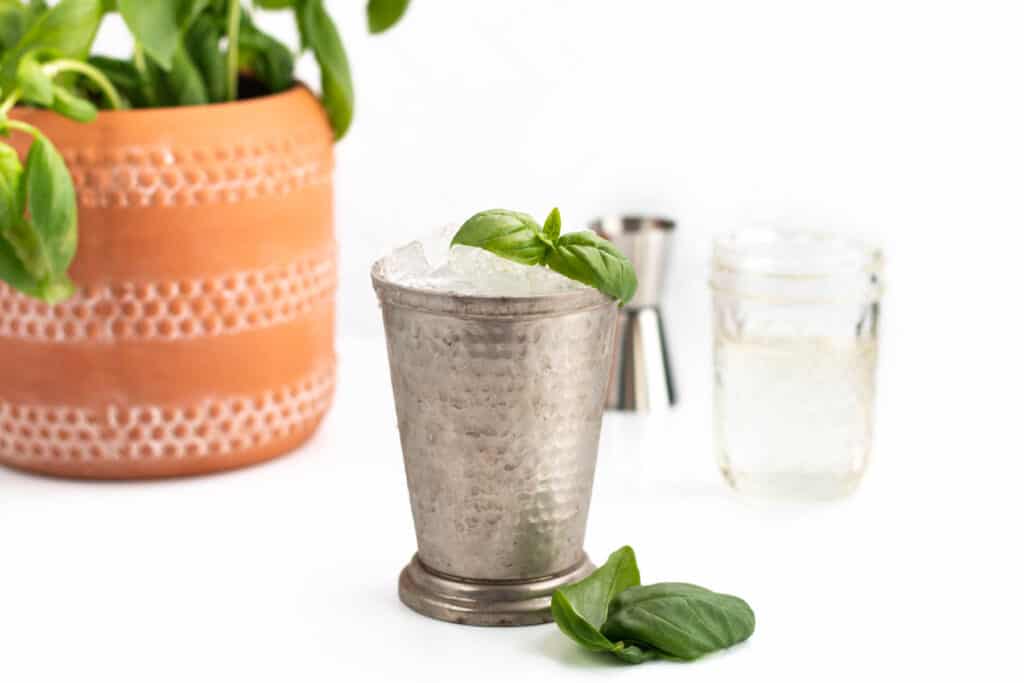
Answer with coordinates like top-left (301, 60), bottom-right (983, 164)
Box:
top-left (372, 263), bottom-right (618, 626)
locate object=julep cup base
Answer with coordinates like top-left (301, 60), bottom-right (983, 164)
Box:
top-left (398, 554), bottom-right (595, 626)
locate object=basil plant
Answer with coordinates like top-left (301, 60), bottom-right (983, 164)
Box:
top-left (0, 0), bottom-right (409, 302)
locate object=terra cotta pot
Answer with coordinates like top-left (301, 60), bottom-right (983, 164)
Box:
top-left (0, 85), bottom-right (337, 479)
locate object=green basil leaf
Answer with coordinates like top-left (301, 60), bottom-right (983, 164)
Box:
top-left (165, 42), bottom-right (209, 105)
top-left (611, 644), bottom-right (661, 664)
top-left (450, 209), bottom-right (549, 266)
top-left (602, 583), bottom-right (756, 661)
top-left (0, 0), bottom-right (29, 51)
top-left (0, 234), bottom-right (45, 299)
top-left (16, 55), bottom-right (54, 105)
top-left (366, 0), bottom-right (410, 34)
top-left (1, 0), bottom-right (104, 83)
top-left (1, 215), bottom-right (49, 281)
top-left (88, 55), bottom-right (146, 107)
top-left (118, 0), bottom-right (179, 70)
top-left (177, 0), bottom-right (211, 28)
top-left (297, 0), bottom-right (354, 140)
top-left (51, 84), bottom-right (99, 121)
top-left (254, 0), bottom-right (294, 8)
top-left (16, 0), bottom-right (104, 58)
top-left (545, 231), bottom-right (638, 305)
top-left (0, 145), bottom-right (25, 236)
top-left (183, 13), bottom-right (226, 102)
top-left (24, 133), bottom-right (77, 275)
top-left (0, 141), bottom-right (74, 303)
top-left (238, 12), bottom-right (294, 92)
top-left (541, 206), bottom-right (561, 244)
top-left (0, 144), bottom-right (21, 187)
top-left (550, 546), bottom-right (641, 653)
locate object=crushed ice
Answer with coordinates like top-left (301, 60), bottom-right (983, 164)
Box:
top-left (378, 223), bottom-right (588, 297)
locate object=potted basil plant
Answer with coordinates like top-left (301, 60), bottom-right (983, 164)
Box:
top-left (0, 0), bottom-right (409, 479)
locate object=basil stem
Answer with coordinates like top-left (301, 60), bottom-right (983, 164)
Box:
top-left (225, 0), bottom-right (241, 101)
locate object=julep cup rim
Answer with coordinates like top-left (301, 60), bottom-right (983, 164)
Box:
top-left (371, 258), bottom-right (613, 319)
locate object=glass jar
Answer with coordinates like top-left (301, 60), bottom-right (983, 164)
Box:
top-left (710, 228), bottom-right (884, 500)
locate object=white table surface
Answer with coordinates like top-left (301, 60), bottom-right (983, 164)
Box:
top-left (1, 334), bottom-right (1016, 682)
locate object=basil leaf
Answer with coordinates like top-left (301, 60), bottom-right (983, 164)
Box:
top-left (556, 546), bottom-right (641, 639)
top-left (16, 55), bottom-right (54, 105)
top-left (546, 231), bottom-right (638, 305)
top-left (450, 209), bottom-right (549, 266)
top-left (1, 215), bottom-right (50, 281)
top-left (183, 13), bottom-right (226, 102)
top-left (0, 234), bottom-right (45, 299)
top-left (0, 0), bottom-right (29, 51)
top-left (165, 41), bottom-right (209, 105)
top-left (238, 12), bottom-right (294, 93)
top-left (551, 547), bottom-right (662, 665)
top-left (24, 134), bottom-right (77, 275)
top-left (177, 0), bottom-right (211, 28)
top-left (88, 55), bottom-right (147, 107)
top-left (602, 583), bottom-right (756, 661)
top-left (297, 0), bottom-right (354, 140)
top-left (50, 84), bottom-right (99, 121)
top-left (118, 0), bottom-right (179, 70)
top-left (0, 140), bottom-right (75, 303)
top-left (254, 0), bottom-right (294, 8)
top-left (14, 0), bottom-right (104, 58)
top-left (0, 145), bottom-right (24, 236)
top-left (1, 0), bottom-right (104, 83)
top-left (366, 0), bottom-right (410, 34)
top-left (541, 206), bottom-right (561, 244)
top-left (612, 644), bottom-right (661, 664)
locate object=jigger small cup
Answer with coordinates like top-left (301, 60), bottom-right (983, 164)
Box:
top-left (372, 261), bottom-right (618, 626)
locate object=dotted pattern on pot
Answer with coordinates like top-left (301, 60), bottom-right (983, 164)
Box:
top-left (0, 251), bottom-right (336, 343)
top-left (0, 364), bottom-right (335, 466)
top-left (61, 137), bottom-right (332, 209)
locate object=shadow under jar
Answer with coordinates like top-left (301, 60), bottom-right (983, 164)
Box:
top-left (710, 228), bottom-right (884, 500)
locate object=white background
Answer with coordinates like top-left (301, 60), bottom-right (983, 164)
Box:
top-left (2, 1), bottom-right (1023, 681)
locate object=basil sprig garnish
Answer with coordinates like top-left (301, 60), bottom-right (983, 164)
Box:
top-left (551, 546), bottom-right (756, 665)
top-left (451, 207), bottom-right (638, 305)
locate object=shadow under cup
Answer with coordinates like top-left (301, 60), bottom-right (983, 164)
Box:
top-left (710, 228), bottom-right (884, 501)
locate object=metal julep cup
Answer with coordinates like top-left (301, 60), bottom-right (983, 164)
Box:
top-left (372, 262), bottom-right (618, 626)
top-left (592, 215), bottom-right (677, 412)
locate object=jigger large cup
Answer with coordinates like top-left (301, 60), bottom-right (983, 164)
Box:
top-left (372, 263), bottom-right (618, 626)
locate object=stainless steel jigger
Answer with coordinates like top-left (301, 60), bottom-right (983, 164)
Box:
top-left (592, 215), bottom-right (677, 412)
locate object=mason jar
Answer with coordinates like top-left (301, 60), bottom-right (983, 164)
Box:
top-left (710, 228), bottom-right (884, 500)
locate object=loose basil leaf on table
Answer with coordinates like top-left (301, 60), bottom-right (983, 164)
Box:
top-left (602, 583), bottom-right (756, 661)
top-left (450, 209), bottom-right (550, 266)
top-left (367, 0), bottom-right (411, 34)
top-left (550, 546), bottom-right (646, 659)
top-left (546, 231), bottom-right (638, 305)
top-left (296, 0), bottom-right (354, 140)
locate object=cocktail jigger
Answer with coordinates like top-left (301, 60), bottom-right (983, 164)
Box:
top-left (592, 215), bottom-right (677, 412)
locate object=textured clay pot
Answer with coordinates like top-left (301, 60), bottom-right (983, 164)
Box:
top-left (0, 86), bottom-right (337, 479)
